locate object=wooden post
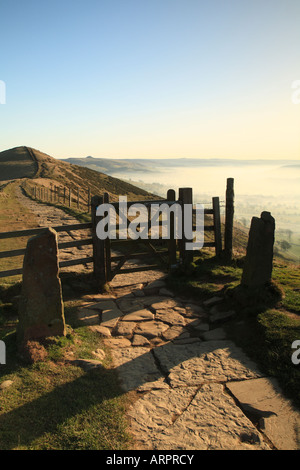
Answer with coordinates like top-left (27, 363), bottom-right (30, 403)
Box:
top-left (178, 187), bottom-right (193, 267)
top-left (69, 188), bottom-right (71, 207)
top-left (103, 192), bottom-right (111, 282)
top-left (91, 195), bottom-right (106, 287)
top-left (225, 178), bottom-right (234, 261)
top-left (167, 189), bottom-right (177, 267)
top-left (77, 187), bottom-right (80, 209)
top-left (212, 196), bottom-right (222, 257)
top-left (64, 187), bottom-right (66, 205)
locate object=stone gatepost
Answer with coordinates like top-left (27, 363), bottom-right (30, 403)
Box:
top-left (17, 227), bottom-right (66, 349)
top-left (241, 211), bottom-right (275, 288)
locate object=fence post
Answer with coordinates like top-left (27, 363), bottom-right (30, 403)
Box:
top-left (178, 187), bottom-right (193, 268)
top-left (167, 189), bottom-right (177, 267)
top-left (64, 187), bottom-right (66, 205)
top-left (69, 188), bottom-right (71, 207)
top-left (103, 192), bottom-right (111, 282)
top-left (225, 178), bottom-right (234, 261)
top-left (77, 187), bottom-right (80, 209)
top-left (91, 195), bottom-right (106, 287)
top-left (212, 196), bottom-right (222, 257)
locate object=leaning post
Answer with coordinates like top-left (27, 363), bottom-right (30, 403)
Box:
top-left (225, 177), bottom-right (234, 261)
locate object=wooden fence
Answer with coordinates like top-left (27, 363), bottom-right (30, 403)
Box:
top-left (0, 179), bottom-right (234, 282)
top-left (0, 222), bottom-right (93, 279)
top-left (22, 180), bottom-right (92, 213)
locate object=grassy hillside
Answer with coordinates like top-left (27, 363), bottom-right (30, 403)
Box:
top-left (0, 147), bottom-right (37, 181)
top-left (0, 146), bottom-right (158, 203)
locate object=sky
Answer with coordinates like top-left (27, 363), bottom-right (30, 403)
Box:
top-left (0, 0), bottom-right (299, 160)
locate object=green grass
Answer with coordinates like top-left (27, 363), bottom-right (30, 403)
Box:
top-left (0, 300), bottom-right (133, 450)
top-left (167, 250), bottom-right (243, 300)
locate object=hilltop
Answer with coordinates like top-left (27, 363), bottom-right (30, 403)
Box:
top-left (0, 146), bottom-right (158, 202)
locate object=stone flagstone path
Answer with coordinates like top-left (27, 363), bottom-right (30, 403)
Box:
top-left (77, 272), bottom-right (300, 451)
top-left (15, 186), bottom-right (300, 450)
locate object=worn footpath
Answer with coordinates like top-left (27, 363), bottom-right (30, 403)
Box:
top-left (77, 270), bottom-right (300, 451)
top-left (16, 187), bottom-right (300, 450)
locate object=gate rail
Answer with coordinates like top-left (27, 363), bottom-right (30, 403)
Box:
top-left (0, 222), bottom-right (92, 278)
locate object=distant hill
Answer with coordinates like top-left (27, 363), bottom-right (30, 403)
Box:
top-left (60, 155), bottom-right (300, 176)
top-left (60, 156), bottom-right (155, 175)
top-left (0, 146), bottom-right (158, 202)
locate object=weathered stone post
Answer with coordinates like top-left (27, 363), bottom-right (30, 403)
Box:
top-left (241, 211), bottom-right (275, 288)
top-left (17, 228), bottom-right (66, 349)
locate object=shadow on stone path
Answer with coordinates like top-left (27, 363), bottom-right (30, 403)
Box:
top-left (15, 186), bottom-right (300, 450)
top-left (77, 272), bottom-right (300, 451)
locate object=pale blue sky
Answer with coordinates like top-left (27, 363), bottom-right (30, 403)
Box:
top-left (0, 0), bottom-right (299, 159)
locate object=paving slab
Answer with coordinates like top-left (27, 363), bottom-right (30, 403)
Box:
top-left (153, 340), bottom-right (264, 388)
top-left (114, 321), bottom-right (136, 337)
top-left (132, 334), bottom-right (151, 347)
top-left (122, 309), bottom-right (155, 322)
top-left (128, 383), bottom-right (271, 450)
top-left (151, 299), bottom-right (184, 312)
top-left (227, 377), bottom-right (300, 450)
top-left (134, 321), bottom-right (169, 339)
top-left (108, 346), bottom-right (168, 392)
top-left (99, 303), bottom-right (123, 329)
top-left (155, 309), bottom-right (186, 326)
top-left (88, 325), bottom-right (112, 337)
top-left (201, 327), bottom-right (227, 340)
top-left (77, 308), bottom-right (100, 326)
top-left (161, 326), bottom-right (188, 342)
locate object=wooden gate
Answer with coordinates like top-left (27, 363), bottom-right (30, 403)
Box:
top-left (91, 185), bottom-right (228, 284)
